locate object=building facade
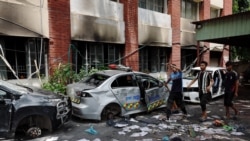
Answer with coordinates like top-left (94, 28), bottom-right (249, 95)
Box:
top-left (0, 0), bottom-right (232, 80)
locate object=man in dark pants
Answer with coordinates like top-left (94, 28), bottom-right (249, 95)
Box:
top-left (187, 61), bottom-right (214, 122)
top-left (223, 61), bottom-right (239, 119)
top-left (165, 64), bottom-right (187, 120)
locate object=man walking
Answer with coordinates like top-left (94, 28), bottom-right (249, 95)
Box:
top-left (187, 61), bottom-right (214, 122)
top-left (223, 61), bottom-right (239, 119)
top-left (165, 64), bottom-right (187, 120)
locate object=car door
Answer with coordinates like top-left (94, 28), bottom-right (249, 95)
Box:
top-left (0, 89), bottom-right (13, 133)
top-left (218, 69), bottom-right (226, 95)
top-left (212, 70), bottom-right (220, 95)
top-left (138, 74), bottom-right (167, 111)
top-left (111, 74), bottom-right (142, 112)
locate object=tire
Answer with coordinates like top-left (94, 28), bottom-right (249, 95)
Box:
top-left (101, 104), bottom-right (121, 121)
top-left (26, 127), bottom-right (42, 138)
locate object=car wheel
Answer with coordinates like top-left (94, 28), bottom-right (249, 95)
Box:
top-left (26, 127), bottom-right (42, 138)
top-left (101, 103), bottom-right (121, 121)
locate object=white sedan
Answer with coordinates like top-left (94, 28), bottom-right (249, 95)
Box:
top-left (182, 67), bottom-right (226, 103)
top-left (66, 68), bottom-right (168, 120)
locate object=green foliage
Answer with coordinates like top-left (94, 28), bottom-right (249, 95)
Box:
top-left (233, 0), bottom-right (250, 13)
top-left (231, 46), bottom-right (250, 61)
top-left (42, 64), bottom-right (77, 94)
top-left (42, 64), bottom-right (103, 95)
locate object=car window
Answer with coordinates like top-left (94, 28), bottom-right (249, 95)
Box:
top-left (111, 75), bottom-right (137, 88)
top-left (137, 74), bottom-right (159, 89)
top-left (184, 70), bottom-right (200, 79)
top-left (82, 74), bottom-right (110, 86)
top-left (184, 70), bottom-right (212, 79)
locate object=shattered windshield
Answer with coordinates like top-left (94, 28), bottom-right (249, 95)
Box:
top-left (80, 73), bottom-right (110, 86)
top-left (184, 70), bottom-right (212, 80)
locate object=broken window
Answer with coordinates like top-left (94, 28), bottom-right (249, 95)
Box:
top-left (111, 75), bottom-right (137, 88)
top-left (0, 37), bottom-right (48, 80)
top-left (139, 46), bottom-right (167, 73)
top-left (71, 42), bottom-right (122, 73)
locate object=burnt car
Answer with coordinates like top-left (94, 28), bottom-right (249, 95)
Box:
top-left (67, 66), bottom-right (168, 120)
top-left (0, 80), bottom-right (71, 139)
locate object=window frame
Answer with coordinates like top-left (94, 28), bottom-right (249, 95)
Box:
top-left (139, 0), bottom-right (166, 13)
top-left (181, 0), bottom-right (198, 20)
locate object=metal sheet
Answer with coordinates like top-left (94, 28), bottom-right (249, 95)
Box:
top-left (138, 24), bottom-right (171, 46)
top-left (181, 18), bottom-right (196, 46)
top-left (138, 8), bottom-right (171, 47)
top-left (0, 18), bottom-right (41, 37)
top-left (181, 31), bottom-right (196, 46)
top-left (0, 0), bottom-right (49, 37)
top-left (71, 14), bottom-right (125, 43)
top-left (193, 11), bottom-right (250, 46)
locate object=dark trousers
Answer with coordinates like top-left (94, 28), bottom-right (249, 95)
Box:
top-left (166, 92), bottom-right (187, 118)
top-left (199, 91), bottom-right (211, 112)
top-left (224, 92), bottom-right (234, 107)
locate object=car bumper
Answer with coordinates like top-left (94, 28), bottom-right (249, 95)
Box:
top-left (72, 103), bottom-right (102, 120)
top-left (183, 91), bottom-right (200, 103)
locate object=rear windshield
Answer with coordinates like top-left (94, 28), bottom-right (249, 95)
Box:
top-left (80, 73), bottom-right (110, 86)
top-left (184, 70), bottom-right (212, 80)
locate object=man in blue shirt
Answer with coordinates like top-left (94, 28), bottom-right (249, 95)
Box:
top-left (223, 61), bottom-right (239, 119)
top-left (165, 64), bottom-right (187, 120)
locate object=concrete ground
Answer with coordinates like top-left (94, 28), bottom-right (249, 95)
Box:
top-left (6, 86), bottom-right (250, 141)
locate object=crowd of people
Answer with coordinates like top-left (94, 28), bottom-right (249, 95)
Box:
top-left (164, 60), bottom-right (239, 122)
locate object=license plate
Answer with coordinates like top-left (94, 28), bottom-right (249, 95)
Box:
top-left (71, 97), bottom-right (81, 104)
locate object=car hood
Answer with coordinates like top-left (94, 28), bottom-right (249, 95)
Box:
top-left (30, 88), bottom-right (64, 99)
top-left (182, 79), bottom-right (198, 88)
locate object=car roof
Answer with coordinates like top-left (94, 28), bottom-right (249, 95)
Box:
top-left (191, 66), bottom-right (225, 71)
top-left (94, 70), bottom-right (148, 77)
top-left (95, 70), bottom-right (132, 76)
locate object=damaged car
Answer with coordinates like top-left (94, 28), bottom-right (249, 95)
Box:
top-left (0, 80), bottom-right (72, 139)
top-left (67, 65), bottom-right (168, 120)
top-left (182, 67), bottom-right (226, 103)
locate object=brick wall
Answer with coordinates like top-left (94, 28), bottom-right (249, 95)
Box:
top-left (48, 0), bottom-right (71, 74)
top-left (200, 0), bottom-right (211, 65)
top-left (168, 0), bottom-right (181, 68)
top-left (222, 0), bottom-right (232, 16)
top-left (119, 0), bottom-right (139, 71)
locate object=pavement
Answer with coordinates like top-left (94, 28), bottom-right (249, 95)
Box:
top-left (5, 86), bottom-right (250, 141)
